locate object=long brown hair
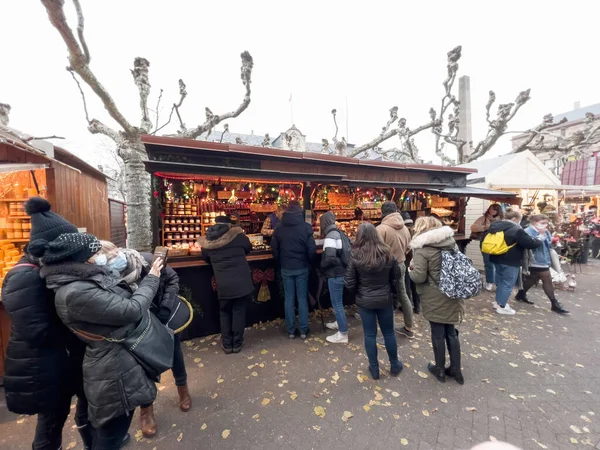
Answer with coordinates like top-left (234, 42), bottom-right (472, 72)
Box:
top-left (351, 222), bottom-right (393, 268)
top-left (487, 203), bottom-right (505, 220)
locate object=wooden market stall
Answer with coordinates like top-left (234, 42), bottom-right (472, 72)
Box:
top-left (0, 128), bottom-right (109, 379)
top-left (141, 135), bottom-right (516, 339)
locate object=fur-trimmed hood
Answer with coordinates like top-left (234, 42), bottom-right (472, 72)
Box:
top-left (199, 224), bottom-right (245, 250)
top-left (410, 226), bottom-right (455, 250)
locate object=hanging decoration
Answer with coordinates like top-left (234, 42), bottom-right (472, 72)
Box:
top-left (252, 268), bottom-right (274, 302)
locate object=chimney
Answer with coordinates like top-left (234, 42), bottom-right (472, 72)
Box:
top-left (574, 101), bottom-right (581, 110)
top-left (458, 76), bottom-right (473, 158)
top-left (0, 103), bottom-right (11, 126)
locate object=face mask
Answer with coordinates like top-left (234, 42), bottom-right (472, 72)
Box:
top-left (93, 254), bottom-right (108, 266)
top-left (535, 223), bottom-right (548, 231)
top-left (108, 251), bottom-right (128, 271)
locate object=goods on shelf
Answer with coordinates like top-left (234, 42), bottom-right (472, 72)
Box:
top-left (431, 207), bottom-right (454, 217)
top-left (0, 242), bottom-right (25, 287)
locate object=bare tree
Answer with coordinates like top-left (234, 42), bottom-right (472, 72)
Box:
top-left (0, 103), bottom-right (11, 126)
top-left (347, 46), bottom-right (531, 165)
top-left (41, 0), bottom-right (253, 250)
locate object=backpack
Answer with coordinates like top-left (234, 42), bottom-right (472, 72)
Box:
top-left (337, 229), bottom-right (352, 267)
top-left (439, 249), bottom-right (482, 299)
top-left (481, 231), bottom-right (515, 255)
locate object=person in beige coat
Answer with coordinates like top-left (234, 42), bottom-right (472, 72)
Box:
top-left (410, 216), bottom-right (465, 385)
top-left (376, 202), bottom-right (414, 338)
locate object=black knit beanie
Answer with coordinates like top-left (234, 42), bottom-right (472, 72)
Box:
top-left (25, 197), bottom-right (78, 242)
top-left (29, 233), bottom-right (102, 265)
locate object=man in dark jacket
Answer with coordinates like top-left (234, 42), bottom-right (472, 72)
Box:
top-left (1, 197), bottom-right (92, 449)
top-left (271, 201), bottom-right (316, 339)
top-left (486, 209), bottom-right (542, 315)
top-left (200, 216), bottom-right (253, 353)
top-left (319, 212), bottom-right (348, 343)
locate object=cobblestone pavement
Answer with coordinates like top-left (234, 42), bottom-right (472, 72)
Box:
top-left (1, 261), bottom-right (599, 450)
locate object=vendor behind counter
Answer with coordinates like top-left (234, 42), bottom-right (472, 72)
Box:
top-left (261, 204), bottom-right (287, 237)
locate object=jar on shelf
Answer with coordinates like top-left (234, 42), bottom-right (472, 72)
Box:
top-left (176, 218), bottom-right (182, 224)
top-left (6, 231), bottom-right (15, 239)
top-left (183, 226), bottom-right (189, 231)
top-left (14, 231), bottom-right (23, 239)
top-left (182, 233), bottom-right (188, 239)
top-left (174, 233), bottom-right (181, 240)
top-left (166, 240), bottom-right (173, 247)
top-left (23, 232), bottom-right (30, 239)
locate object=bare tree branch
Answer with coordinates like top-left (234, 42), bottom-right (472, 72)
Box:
top-left (131, 57), bottom-right (152, 133)
top-left (179, 51), bottom-right (253, 139)
top-left (23, 135), bottom-right (65, 141)
top-left (154, 88), bottom-right (163, 131)
top-left (68, 69), bottom-right (91, 124)
top-left (71, 0), bottom-right (90, 64)
top-left (0, 103), bottom-right (11, 126)
top-left (262, 133), bottom-right (271, 147)
top-left (153, 79), bottom-right (187, 135)
top-left (220, 124), bottom-right (229, 143)
top-left (41, 0), bottom-right (136, 136)
top-left (330, 109), bottom-right (347, 155)
top-left (88, 118), bottom-right (121, 143)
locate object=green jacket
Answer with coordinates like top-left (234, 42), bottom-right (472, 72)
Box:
top-left (409, 226), bottom-right (464, 325)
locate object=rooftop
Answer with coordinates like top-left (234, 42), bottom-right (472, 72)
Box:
top-left (553, 102), bottom-right (600, 123)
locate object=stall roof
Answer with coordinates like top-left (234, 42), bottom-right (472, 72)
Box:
top-left (141, 135), bottom-right (477, 175)
top-left (0, 163), bottom-right (49, 174)
top-left (431, 186), bottom-right (518, 203)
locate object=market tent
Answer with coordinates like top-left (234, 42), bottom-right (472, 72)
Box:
top-left (426, 186), bottom-right (520, 204)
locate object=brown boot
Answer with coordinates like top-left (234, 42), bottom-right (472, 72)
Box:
top-left (140, 405), bottom-right (157, 438)
top-left (177, 385), bottom-right (192, 412)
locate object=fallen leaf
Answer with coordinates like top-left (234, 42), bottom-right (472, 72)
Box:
top-left (526, 372), bottom-right (536, 377)
top-left (319, 378), bottom-right (326, 384)
top-left (509, 394), bottom-right (518, 400)
top-left (417, 371), bottom-right (429, 379)
top-left (314, 406), bottom-right (326, 418)
top-left (201, 423), bottom-right (208, 431)
top-left (482, 378), bottom-right (490, 383)
top-left (289, 391), bottom-right (298, 400)
top-left (576, 363), bottom-right (584, 368)
top-left (134, 429), bottom-right (144, 442)
top-left (400, 438), bottom-right (408, 446)
top-left (342, 411), bottom-right (354, 422)
top-left (194, 357), bottom-right (201, 363)
top-left (546, 389), bottom-right (556, 395)
top-left (581, 415), bottom-right (591, 423)
top-left (570, 438), bottom-right (578, 444)
top-left (332, 372), bottom-right (340, 382)
top-left (440, 398), bottom-right (448, 403)
top-left (252, 414), bottom-right (260, 420)
top-left (570, 425), bottom-right (582, 434)
top-left (392, 391), bottom-right (400, 398)
top-left (363, 405), bottom-right (371, 412)
top-left (509, 363), bottom-right (519, 368)
top-left (312, 425), bottom-right (321, 431)
top-left (65, 442), bottom-right (77, 450)
top-left (217, 377), bottom-right (224, 384)
top-left (221, 430), bottom-right (230, 439)
top-left (357, 374), bottom-right (368, 383)
top-left (374, 391), bottom-right (384, 401)
top-left (251, 371), bottom-right (258, 377)
top-left (260, 349), bottom-right (268, 355)
top-left (177, 432), bottom-right (183, 442)
top-left (422, 410), bottom-right (430, 417)
top-left (261, 398), bottom-right (271, 406)
top-left (393, 414), bottom-right (400, 420)
top-left (533, 439), bottom-right (548, 449)
top-left (210, 393), bottom-right (218, 399)
top-left (247, 364), bottom-right (255, 369)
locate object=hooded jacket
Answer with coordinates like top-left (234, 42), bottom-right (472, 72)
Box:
top-left (486, 220), bottom-right (541, 267)
top-left (199, 224), bottom-right (253, 299)
top-left (41, 262), bottom-right (160, 428)
top-left (1, 255), bottom-right (85, 415)
top-left (319, 212), bottom-right (346, 278)
top-left (376, 212), bottom-right (411, 263)
top-left (409, 226), bottom-right (464, 324)
top-left (271, 206), bottom-right (316, 271)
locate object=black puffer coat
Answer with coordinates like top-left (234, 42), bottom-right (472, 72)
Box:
top-left (344, 256), bottom-right (399, 309)
top-left (1, 255), bottom-right (85, 415)
top-left (41, 262), bottom-right (160, 428)
top-left (271, 206), bottom-right (316, 271)
top-left (200, 224), bottom-right (254, 300)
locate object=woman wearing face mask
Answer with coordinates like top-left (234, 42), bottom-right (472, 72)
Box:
top-left (471, 204), bottom-right (504, 291)
top-left (99, 241), bottom-right (190, 438)
top-left (30, 233), bottom-right (163, 450)
top-left (522, 215), bottom-right (570, 314)
top-left (487, 209), bottom-right (542, 315)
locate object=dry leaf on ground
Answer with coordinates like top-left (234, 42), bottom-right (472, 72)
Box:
top-left (417, 371), bottom-right (428, 379)
top-left (440, 398), bottom-right (448, 403)
top-left (570, 425), bottom-right (582, 434)
top-left (289, 391), bottom-right (298, 400)
top-left (261, 398), bottom-right (271, 406)
top-left (201, 423), bottom-right (207, 431)
top-left (509, 363), bottom-right (519, 368)
top-left (65, 442), bottom-right (76, 450)
top-left (314, 406), bottom-right (326, 418)
top-left (392, 391), bottom-right (400, 398)
top-left (374, 391), bottom-right (384, 401)
top-left (222, 430), bottom-right (230, 439)
top-left (465, 407), bottom-right (477, 412)
top-left (177, 432), bottom-right (183, 442)
top-left (546, 389), bottom-right (556, 395)
top-left (342, 411), bottom-right (354, 422)
top-left (319, 378), bottom-right (326, 384)
top-left (260, 349), bottom-right (268, 355)
top-left (400, 438), bottom-right (408, 446)
top-left (332, 372), bottom-right (340, 382)
top-left (363, 405), bottom-right (371, 412)
top-left (422, 410), bottom-right (430, 417)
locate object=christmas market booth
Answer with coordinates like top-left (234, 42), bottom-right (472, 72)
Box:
top-left (141, 135), bottom-right (516, 339)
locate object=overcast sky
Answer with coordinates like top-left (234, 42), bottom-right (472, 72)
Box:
top-left (1, 0), bottom-right (599, 167)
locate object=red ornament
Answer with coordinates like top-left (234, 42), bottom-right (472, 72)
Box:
top-left (153, 191), bottom-right (159, 198)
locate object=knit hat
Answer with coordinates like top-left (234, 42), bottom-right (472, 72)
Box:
top-left (25, 197), bottom-right (78, 242)
top-left (401, 211), bottom-right (413, 225)
top-left (29, 233), bottom-right (102, 265)
top-left (215, 215), bottom-right (232, 224)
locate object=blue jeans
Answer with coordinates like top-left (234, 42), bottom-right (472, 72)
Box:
top-left (495, 264), bottom-right (520, 307)
top-left (328, 276), bottom-right (347, 333)
top-left (358, 306), bottom-right (399, 369)
top-left (482, 252), bottom-right (495, 283)
top-left (282, 268), bottom-right (309, 334)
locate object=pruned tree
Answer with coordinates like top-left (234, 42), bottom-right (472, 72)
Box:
top-left (0, 103), bottom-right (11, 126)
top-left (41, 0), bottom-right (253, 250)
top-left (512, 112), bottom-right (600, 166)
top-left (346, 46), bottom-right (531, 165)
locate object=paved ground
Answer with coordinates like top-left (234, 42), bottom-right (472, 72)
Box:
top-left (1, 261), bottom-right (599, 450)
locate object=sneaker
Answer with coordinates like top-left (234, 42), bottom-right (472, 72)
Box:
top-left (300, 331), bottom-right (309, 340)
top-left (288, 333), bottom-right (296, 339)
top-left (496, 306), bottom-right (516, 315)
top-left (485, 283), bottom-right (494, 291)
top-left (326, 321), bottom-right (339, 331)
top-left (395, 326), bottom-right (415, 339)
top-left (326, 332), bottom-right (348, 344)
top-left (504, 304), bottom-right (516, 313)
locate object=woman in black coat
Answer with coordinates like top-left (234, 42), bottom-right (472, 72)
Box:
top-left (1, 197), bottom-right (92, 449)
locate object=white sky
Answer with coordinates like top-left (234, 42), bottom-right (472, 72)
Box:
top-left (1, 0), bottom-right (599, 167)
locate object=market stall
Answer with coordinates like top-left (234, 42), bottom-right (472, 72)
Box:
top-left (141, 135), bottom-right (503, 338)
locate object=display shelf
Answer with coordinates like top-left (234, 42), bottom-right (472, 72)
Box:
top-left (165, 214), bottom-right (202, 218)
top-left (6, 216), bottom-right (30, 220)
top-left (0, 239), bottom-right (29, 243)
top-left (0, 199), bottom-right (29, 203)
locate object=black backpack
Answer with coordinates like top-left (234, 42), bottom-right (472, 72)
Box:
top-left (337, 229), bottom-right (352, 267)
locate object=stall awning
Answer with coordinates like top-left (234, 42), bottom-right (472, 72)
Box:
top-left (0, 163), bottom-right (49, 174)
top-left (428, 186), bottom-right (520, 204)
top-left (143, 160), bottom-right (347, 183)
top-left (341, 179), bottom-right (446, 190)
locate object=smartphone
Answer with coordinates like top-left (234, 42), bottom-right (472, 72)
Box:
top-left (152, 246), bottom-right (169, 265)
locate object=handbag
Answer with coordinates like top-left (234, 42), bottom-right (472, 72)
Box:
top-left (166, 295), bottom-right (194, 334)
top-left (73, 311), bottom-right (175, 382)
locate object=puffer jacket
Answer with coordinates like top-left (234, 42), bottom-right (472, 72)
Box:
top-left (319, 212), bottom-right (345, 278)
top-left (525, 226), bottom-right (552, 268)
top-left (376, 212), bottom-right (411, 263)
top-left (344, 255), bottom-right (399, 310)
top-left (271, 206), bottom-right (316, 271)
top-left (199, 224), bottom-right (253, 300)
top-left (140, 252), bottom-right (179, 323)
top-left (41, 262), bottom-right (160, 428)
top-left (409, 226), bottom-right (464, 325)
top-left (1, 255), bottom-right (85, 415)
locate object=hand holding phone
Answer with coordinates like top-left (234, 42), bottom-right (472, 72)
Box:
top-left (149, 258), bottom-right (164, 277)
top-left (152, 246), bottom-right (169, 266)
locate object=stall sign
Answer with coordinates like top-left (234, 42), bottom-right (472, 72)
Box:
top-left (328, 192), bottom-right (352, 206)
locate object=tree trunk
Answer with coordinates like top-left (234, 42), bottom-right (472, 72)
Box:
top-left (120, 137), bottom-right (152, 251)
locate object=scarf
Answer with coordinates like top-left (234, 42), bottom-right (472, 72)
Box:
top-left (120, 248), bottom-right (148, 291)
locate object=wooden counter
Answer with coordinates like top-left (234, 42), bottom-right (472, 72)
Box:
top-left (169, 249), bottom-right (323, 269)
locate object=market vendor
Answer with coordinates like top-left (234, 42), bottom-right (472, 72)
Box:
top-left (261, 204), bottom-right (286, 237)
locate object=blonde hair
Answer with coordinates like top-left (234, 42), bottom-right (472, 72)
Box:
top-left (413, 216), bottom-right (442, 237)
top-left (99, 240), bottom-right (119, 261)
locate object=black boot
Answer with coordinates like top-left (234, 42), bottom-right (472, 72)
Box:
top-left (76, 421), bottom-right (95, 450)
top-left (515, 290), bottom-right (534, 305)
top-left (444, 329), bottom-right (464, 385)
top-left (550, 298), bottom-right (570, 314)
top-left (428, 335), bottom-right (446, 382)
